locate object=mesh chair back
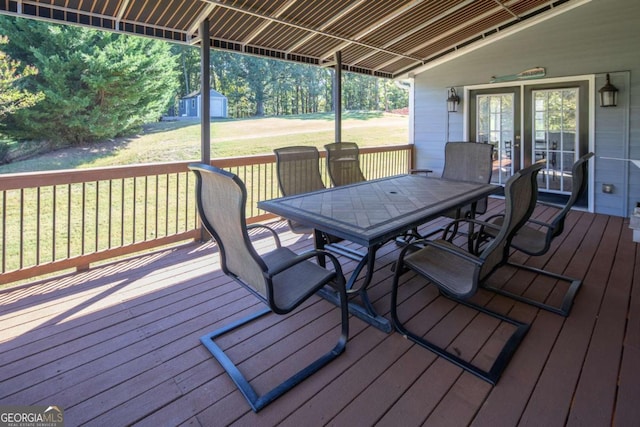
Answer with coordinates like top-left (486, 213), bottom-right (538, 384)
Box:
top-left (442, 142), bottom-right (493, 214)
top-left (274, 146), bottom-right (326, 196)
top-left (274, 146), bottom-right (327, 234)
top-left (325, 142), bottom-right (366, 187)
top-left (190, 164), bottom-right (267, 297)
top-left (479, 161), bottom-right (544, 279)
top-left (547, 152), bottom-right (594, 237)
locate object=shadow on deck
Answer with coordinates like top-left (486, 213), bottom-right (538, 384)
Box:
top-left (0, 198), bottom-right (638, 426)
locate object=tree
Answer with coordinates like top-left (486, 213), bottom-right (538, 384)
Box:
top-left (0, 17), bottom-right (179, 144)
top-left (0, 35), bottom-right (44, 121)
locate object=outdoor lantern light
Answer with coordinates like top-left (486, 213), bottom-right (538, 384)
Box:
top-left (447, 87), bottom-right (460, 112)
top-left (599, 73), bottom-right (618, 107)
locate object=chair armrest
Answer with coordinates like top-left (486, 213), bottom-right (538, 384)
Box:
top-left (410, 168), bottom-right (434, 176)
top-left (483, 213), bottom-right (505, 223)
top-left (483, 213), bottom-right (553, 231)
top-left (441, 217), bottom-right (496, 241)
top-left (536, 200), bottom-right (563, 209)
top-left (400, 238), bottom-right (482, 266)
top-left (247, 223), bottom-right (282, 248)
top-left (266, 249), bottom-right (345, 285)
top-left (421, 239), bottom-right (483, 265)
top-left (525, 218), bottom-right (554, 229)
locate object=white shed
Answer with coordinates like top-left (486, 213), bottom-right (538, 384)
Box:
top-left (179, 89), bottom-right (228, 118)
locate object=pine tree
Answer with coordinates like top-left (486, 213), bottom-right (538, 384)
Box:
top-left (0, 17), bottom-right (179, 144)
top-left (0, 35), bottom-right (44, 121)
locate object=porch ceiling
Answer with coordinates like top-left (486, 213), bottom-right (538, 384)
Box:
top-left (0, 0), bottom-right (587, 78)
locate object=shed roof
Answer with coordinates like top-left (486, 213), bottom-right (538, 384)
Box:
top-left (183, 89), bottom-right (226, 98)
top-left (0, 0), bottom-right (588, 78)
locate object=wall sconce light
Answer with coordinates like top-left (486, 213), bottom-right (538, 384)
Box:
top-left (447, 87), bottom-right (460, 112)
top-left (602, 183), bottom-right (615, 194)
top-left (599, 73), bottom-right (618, 107)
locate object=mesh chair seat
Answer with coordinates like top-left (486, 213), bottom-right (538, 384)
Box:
top-left (263, 246), bottom-right (335, 312)
top-left (403, 239), bottom-right (479, 298)
top-left (484, 216), bottom-right (548, 254)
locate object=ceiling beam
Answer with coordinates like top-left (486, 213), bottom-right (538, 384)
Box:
top-left (115, 0), bottom-right (131, 30)
top-left (186, 3), bottom-right (218, 43)
top-left (317, 0), bottom-right (427, 60)
top-left (492, 0), bottom-right (518, 19)
top-left (349, 0), bottom-right (475, 70)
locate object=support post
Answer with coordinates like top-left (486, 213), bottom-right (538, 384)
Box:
top-left (200, 18), bottom-right (211, 165)
top-left (334, 51), bottom-right (342, 143)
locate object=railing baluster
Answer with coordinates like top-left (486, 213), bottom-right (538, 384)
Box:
top-left (154, 175), bottom-right (159, 239)
top-left (36, 187), bottom-right (41, 265)
top-left (144, 176), bottom-right (148, 241)
top-left (66, 184), bottom-right (71, 259)
top-left (19, 189), bottom-right (24, 269)
top-left (95, 181), bottom-right (99, 252)
top-left (52, 186), bottom-right (56, 262)
top-left (120, 178), bottom-right (125, 247)
top-left (2, 191), bottom-right (6, 273)
top-left (108, 180), bottom-right (112, 249)
top-left (175, 172), bottom-right (180, 234)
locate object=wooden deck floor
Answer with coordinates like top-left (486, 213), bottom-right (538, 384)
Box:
top-left (1, 198), bottom-right (638, 426)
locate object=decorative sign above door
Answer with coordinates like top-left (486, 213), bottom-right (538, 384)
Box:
top-left (490, 67), bottom-right (546, 83)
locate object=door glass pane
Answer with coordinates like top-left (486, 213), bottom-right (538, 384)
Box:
top-left (476, 94), bottom-right (514, 185)
top-left (532, 88), bottom-right (578, 193)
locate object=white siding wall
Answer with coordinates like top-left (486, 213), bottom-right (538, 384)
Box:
top-left (411, 0), bottom-right (640, 217)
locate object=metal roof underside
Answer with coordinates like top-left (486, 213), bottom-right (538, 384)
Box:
top-left (0, 0), bottom-right (584, 79)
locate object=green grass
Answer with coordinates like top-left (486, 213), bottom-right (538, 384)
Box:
top-left (0, 111), bottom-right (409, 279)
top-left (0, 111), bottom-right (408, 173)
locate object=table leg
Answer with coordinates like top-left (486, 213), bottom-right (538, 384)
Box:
top-left (314, 230), bottom-right (327, 268)
top-left (317, 243), bottom-right (392, 333)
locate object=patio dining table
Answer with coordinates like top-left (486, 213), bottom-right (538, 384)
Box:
top-left (258, 174), bottom-right (499, 333)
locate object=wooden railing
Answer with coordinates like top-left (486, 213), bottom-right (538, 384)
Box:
top-left (0, 144), bottom-right (413, 285)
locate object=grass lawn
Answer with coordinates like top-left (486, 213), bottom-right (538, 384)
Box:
top-left (0, 111), bottom-right (408, 173)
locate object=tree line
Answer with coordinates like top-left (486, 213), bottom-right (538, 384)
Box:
top-left (0, 16), bottom-right (408, 148)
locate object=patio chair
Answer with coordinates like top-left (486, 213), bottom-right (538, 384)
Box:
top-left (407, 142), bottom-right (493, 242)
top-left (441, 141), bottom-right (494, 218)
top-left (390, 160), bottom-right (544, 384)
top-left (189, 163), bottom-right (349, 412)
top-left (274, 146), bottom-right (327, 235)
top-left (274, 146), bottom-right (363, 261)
top-left (475, 152), bottom-right (594, 316)
top-left (325, 142), bottom-right (366, 187)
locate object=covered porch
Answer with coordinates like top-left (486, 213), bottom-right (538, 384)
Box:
top-left (1, 198), bottom-right (637, 426)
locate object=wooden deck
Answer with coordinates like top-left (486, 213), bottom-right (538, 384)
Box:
top-left (1, 198), bottom-right (638, 426)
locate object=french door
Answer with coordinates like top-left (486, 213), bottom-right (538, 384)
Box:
top-left (469, 87), bottom-right (520, 186)
top-left (469, 80), bottom-right (589, 205)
